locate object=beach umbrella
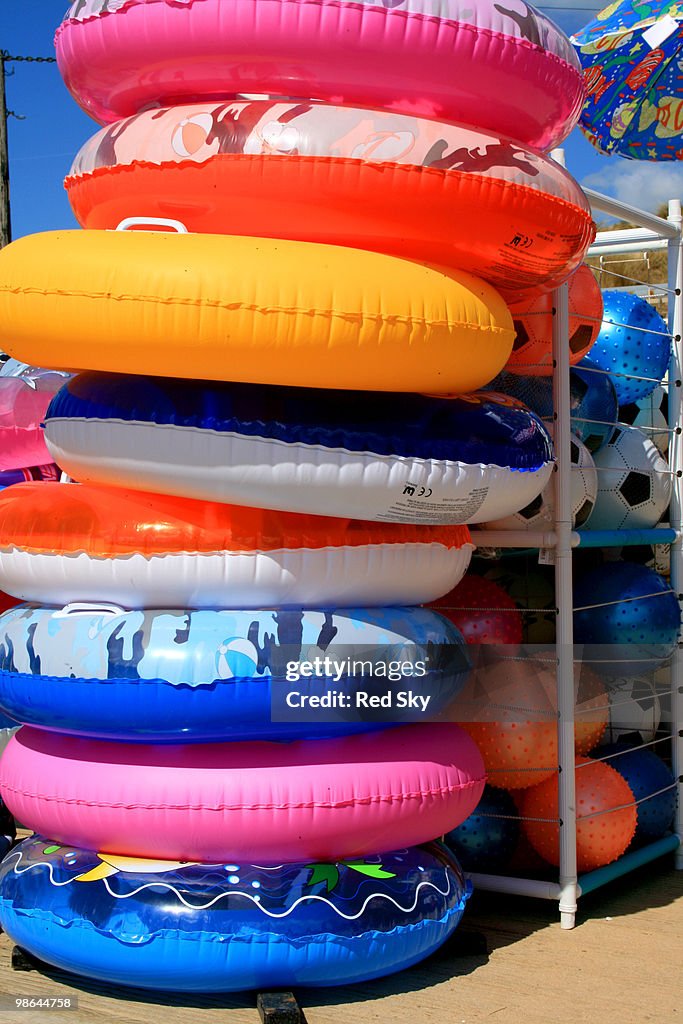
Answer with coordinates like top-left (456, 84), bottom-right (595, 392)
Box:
top-left (573, 0), bottom-right (683, 159)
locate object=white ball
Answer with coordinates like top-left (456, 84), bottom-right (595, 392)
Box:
top-left (588, 425), bottom-right (671, 530)
top-left (604, 675), bottom-right (662, 744)
top-left (484, 435), bottom-right (596, 530)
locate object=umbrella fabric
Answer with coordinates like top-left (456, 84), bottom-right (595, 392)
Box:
top-left (574, 0), bottom-right (683, 159)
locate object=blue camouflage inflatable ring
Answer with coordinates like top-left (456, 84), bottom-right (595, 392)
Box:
top-left (0, 836), bottom-right (470, 992)
top-left (45, 373), bottom-right (554, 525)
top-left (0, 603), bottom-right (469, 742)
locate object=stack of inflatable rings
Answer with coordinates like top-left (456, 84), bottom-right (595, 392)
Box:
top-left (0, 0), bottom-right (589, 993)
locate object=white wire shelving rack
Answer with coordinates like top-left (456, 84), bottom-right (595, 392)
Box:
top-left (469, 192), bottom-right (683, 929)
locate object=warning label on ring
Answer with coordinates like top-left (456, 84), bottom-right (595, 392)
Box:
top-left (376, 485), bottom-right (489, 524)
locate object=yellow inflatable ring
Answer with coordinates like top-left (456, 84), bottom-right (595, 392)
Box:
top-left (0, 230), bottom-right (513, 393)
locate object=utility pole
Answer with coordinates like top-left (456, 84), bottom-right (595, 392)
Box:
top-left (0, 52), bottom-right (10, 248)
top-left (0, 52), bottom-right (57, 250)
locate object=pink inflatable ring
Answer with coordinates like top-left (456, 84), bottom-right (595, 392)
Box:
top-left (0, 372), bottom-right (68, 472)
top-left (1, 724), bottom-right (486, 863)
top-left (56, 0), bottom-right (585, 151)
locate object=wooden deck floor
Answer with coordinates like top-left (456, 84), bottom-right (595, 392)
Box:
top-left (0, 856), bottom-right (680, 1024)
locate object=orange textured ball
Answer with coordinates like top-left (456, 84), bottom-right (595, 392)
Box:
top-left (456, 659), bottom-right (561, 790)
top-left (459, 719), bottom-right (558, 790)
top-left (519, 757), bottom-right (637, 871)
top-left (455, 661), bottom-right (608, 789)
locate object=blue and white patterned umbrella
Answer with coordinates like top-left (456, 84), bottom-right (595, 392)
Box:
top-left (574, 0), bottom-right (683, 159)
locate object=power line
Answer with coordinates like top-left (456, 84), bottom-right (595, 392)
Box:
top-left (2, 54), bottom-right (57, 64)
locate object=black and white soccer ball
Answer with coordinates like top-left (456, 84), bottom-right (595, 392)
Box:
top-left (604, 675), bottom-right (662, 744)
top-left (484, 434), bottom-right (597, 530)
top-left (619, 383), bottom-right (669, 456)
top-left (589, 425), bottom-right (672, 530)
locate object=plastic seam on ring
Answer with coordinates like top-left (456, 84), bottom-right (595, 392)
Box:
top-left (1, 778), bottom-right (485, 811)
top-left (56, 0), bottom-right (579, 70)
top-left (65, 157), bottom-right (592, 214)
top-left (56, 0), bottom-right (573, 57)
top-left (0, 895), bottom-right (465, 934)
top-left (47, 417), bottom-right (544, 472)
top-left (1, 905), bottom-right (465, 936)
top-left (0, 286), bottom-right (510, 331)
top-left (0, 540), bottom-right (465, 558)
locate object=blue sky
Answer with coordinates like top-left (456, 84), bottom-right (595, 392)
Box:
top-left (2, 0), bottom-right (682, 239)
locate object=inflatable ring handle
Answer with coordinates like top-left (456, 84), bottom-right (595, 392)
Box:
top-left (115, 217), bottom-right (188, 233)
top-left (53, 602), bottom-right (127, 619)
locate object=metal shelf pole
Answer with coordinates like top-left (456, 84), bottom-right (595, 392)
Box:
top-left (552, 280), bottom-right (579, 929)
top-left (666, 199), bottom-right (683, 870)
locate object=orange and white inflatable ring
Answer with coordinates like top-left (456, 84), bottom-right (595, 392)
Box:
top-left (65, 101), bottom-right (595, 299)
top-left (0, 483), bottom-right (474, 608)
top-left (0, 230), bottom-right (514, 394)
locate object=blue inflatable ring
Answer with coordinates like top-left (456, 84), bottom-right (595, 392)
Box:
top-left (0, 837), bottom-right (470, 992)
top-left (45, 373), bottom-right (554, 525)
top-left (0, 604), bottom-right (469, 742)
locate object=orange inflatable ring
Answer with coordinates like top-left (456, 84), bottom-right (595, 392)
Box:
top-left (65, 101), bottom-right (595, 299)
top-left (0, 482), bottom-right (474, 608)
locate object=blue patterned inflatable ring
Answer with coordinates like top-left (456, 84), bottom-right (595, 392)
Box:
top-left (0, 837), bottom-right (471, 991)
top-left (0, 604), bottom-right (469, 742)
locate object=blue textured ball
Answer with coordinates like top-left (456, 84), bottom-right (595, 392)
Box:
top-left (574, 563), bottom-right (681, 676)
top-left (445, 785), bottom-right (520, 872)
top-left (588, 292), bottom-right (671, 405)
top-left (487, 371), bottom-right (553, 418)
top-left (574, 562), bottom-right (680, 645)
top-left (567, 358), bottom-right (620, 452)
top-left (596, 744), bottom-right (676, 840)
top-left (490, 358), bottom-right (617, 453)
